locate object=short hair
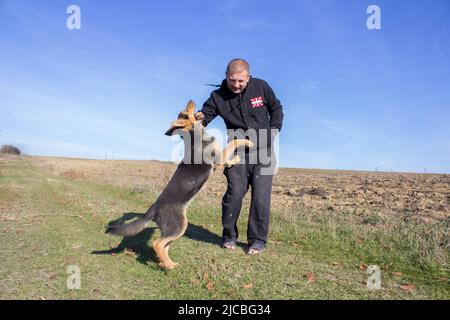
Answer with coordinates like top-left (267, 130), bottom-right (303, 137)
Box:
top-left (226, 58), bottom-right (250, 75)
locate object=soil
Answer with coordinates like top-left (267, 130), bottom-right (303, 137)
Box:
top-left (29, 156), bottom-right (450, 223)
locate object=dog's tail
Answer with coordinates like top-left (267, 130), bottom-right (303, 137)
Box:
top-left (106, 205), bottom-right (156, 237)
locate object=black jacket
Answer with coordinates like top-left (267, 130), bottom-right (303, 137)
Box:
top-left (201, 77), bottom-right (284, 150)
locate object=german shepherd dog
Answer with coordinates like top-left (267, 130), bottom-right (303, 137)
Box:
top-left (106, 100), bottom-right (252, 269)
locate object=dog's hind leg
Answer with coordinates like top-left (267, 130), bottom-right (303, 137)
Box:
top-left (153, 237), bottom-right (178, 269)
top-left (153, 211), bottom-right (188, 270)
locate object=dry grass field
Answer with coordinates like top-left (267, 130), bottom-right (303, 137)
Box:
top-left (1, 154), bottom-right (449, 299)
top-left (31, 156), bottom-right (450, 222)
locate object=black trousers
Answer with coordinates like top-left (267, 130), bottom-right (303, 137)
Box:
top-left (221, 160), bottom-right (274, 247)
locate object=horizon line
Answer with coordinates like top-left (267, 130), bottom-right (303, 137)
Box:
top-left (7, 153), bottom-right (448, 175)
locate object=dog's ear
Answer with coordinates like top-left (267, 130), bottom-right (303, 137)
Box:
top-left (185, 100), bottom-right (196, 113)
top-left (185, 100), bottom-right (197, 123)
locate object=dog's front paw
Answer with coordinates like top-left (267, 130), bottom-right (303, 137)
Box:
top-left (245, 140), bottom-right (254, 148)
top-left (225, 155), bottom-right (240, 167)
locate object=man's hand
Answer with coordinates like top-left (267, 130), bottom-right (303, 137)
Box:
top-left (194, 111), bottom-right (205, 122)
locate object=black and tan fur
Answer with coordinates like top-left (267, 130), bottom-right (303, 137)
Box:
top-left (106, 100), bottom-right (252, 269)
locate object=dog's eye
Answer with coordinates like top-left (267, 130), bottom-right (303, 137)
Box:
top-left (178, 112), bottom-right (189, 120)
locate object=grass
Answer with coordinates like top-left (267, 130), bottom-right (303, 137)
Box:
top-left (0, 156), bottom-right (448, 299)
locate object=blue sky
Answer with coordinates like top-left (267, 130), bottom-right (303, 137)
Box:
top-left (1, 0), bottom-right (449, 173)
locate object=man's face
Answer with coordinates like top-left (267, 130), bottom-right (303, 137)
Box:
top-left (226, 70), bottom-right (250, 94)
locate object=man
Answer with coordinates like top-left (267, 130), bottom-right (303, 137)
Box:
top-left (196, 59), bottom-right (284, 255)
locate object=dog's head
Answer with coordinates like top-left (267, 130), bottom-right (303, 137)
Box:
top-left (165, 100), bottom-right (201, 136)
